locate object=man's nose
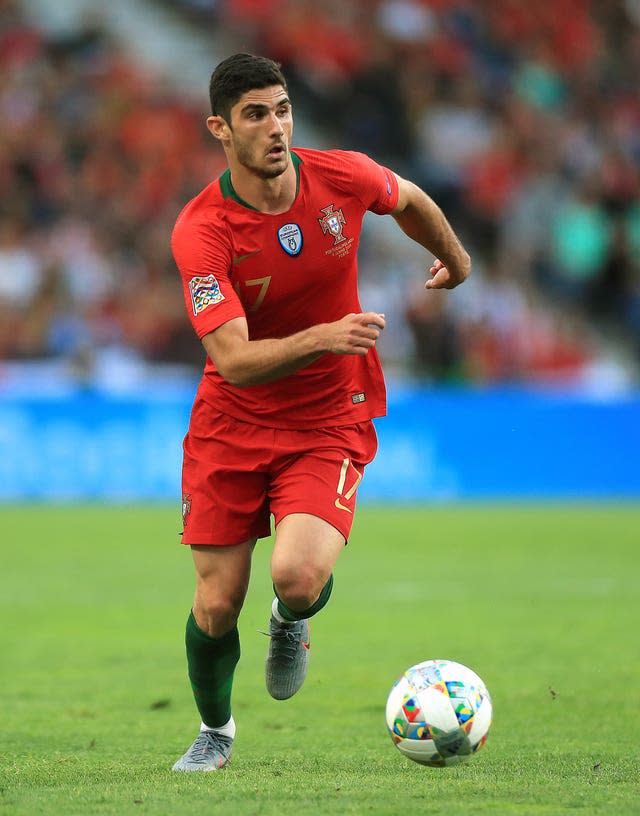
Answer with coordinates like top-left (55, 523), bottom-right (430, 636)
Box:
top-left (269, 113), bottom-right (284, 134)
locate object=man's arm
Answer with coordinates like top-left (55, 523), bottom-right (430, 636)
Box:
top-left (391, 175), bottom-right (471, 289)
top-left (202, 312), bottom-right (385, 388)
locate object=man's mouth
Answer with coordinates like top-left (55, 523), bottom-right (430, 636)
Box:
top-left (267, 144), bottom-right (286, 159)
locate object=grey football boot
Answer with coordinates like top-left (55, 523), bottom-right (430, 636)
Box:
top-left (265, 616), bottom-right (311, 700)
top-left (172, 730), bottom-right (233, 772)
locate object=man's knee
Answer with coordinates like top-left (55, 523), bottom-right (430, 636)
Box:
top-left (190, 540), bottom-right (254, 636)
top-left (272, 564), bottom-right (331, 612)
top-left (193, 587), bottom-right (245, 636)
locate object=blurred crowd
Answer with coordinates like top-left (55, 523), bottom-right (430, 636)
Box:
top-left (2, 0), bottom-right (640, 386)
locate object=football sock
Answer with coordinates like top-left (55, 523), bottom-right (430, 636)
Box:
top-left (200, 715), bottom-right (236, 738)
top-left (274, 574), bottom-right (334, 621)
top-left (185, 611), bottom-right (240, 729)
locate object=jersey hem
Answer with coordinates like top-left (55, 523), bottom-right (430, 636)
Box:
top-left (197, 392), bottom-right (387, 431)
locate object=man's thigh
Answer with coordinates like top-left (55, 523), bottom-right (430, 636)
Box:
top-left (271, 513), bottom-right (345, 585)
top-left (269, 421), bottom-right (378, 542)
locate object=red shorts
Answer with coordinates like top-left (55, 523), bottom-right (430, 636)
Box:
top-left (181, 398), bottom-right (378, 546)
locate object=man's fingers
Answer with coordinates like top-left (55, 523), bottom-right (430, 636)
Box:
top-left (329, 312), bottom-right (386, 355)
top-left (360, 311), bottom-right (386, 329)
top-left (425, 267), bottom-right (450, 289)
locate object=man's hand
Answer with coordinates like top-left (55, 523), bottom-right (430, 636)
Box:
top-left (325, 312), bottom-right (385, 355)
top-left (425, 258), bottom-right (469, 290)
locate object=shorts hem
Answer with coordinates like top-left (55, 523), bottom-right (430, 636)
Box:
top-left (181, 525), bottom-right (271, 546)
top-left (273, 508), bottom-right (352, 543)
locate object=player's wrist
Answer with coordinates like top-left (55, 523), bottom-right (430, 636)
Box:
top-left (300, 324), bottom-right (331, 356)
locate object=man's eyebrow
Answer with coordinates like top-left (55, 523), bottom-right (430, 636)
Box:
top-left (240, 98), bottom-right (291, 114)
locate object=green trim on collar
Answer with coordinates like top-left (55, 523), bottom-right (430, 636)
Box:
top-left (219, 150), bottom-right (302, 210)
top-left (291, 149), bottom-right (302, 195)
top-left (219, 168), bottom-right (259, 211)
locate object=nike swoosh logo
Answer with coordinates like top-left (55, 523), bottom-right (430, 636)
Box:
top-left (334, 498), bottom-right (353, 514)
top-left (232, 249), bottom-right (262, 265)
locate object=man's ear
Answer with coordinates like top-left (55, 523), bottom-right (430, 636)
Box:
top-left (207, 114), bottom-right (230, 142)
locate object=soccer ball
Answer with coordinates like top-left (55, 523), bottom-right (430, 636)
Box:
top-left (385, 659), bottom-right (492, 767)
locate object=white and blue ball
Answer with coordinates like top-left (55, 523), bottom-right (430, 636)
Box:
top-left (386, 659), bottom-right (492, 767)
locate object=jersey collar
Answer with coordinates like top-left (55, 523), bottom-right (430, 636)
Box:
top-left (219, 150), bottom-right (302, 211)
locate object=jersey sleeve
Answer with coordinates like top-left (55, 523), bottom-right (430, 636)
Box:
top-left (171, 211), bottom-right (245, 339)
top-left (340, 151), bottom-right (399, 215)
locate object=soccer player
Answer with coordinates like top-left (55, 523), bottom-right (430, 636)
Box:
top-left (171, 53), bottom-right (470, 771)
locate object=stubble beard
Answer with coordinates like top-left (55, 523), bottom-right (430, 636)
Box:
top-left (234, 138), bottom-right (289, 180)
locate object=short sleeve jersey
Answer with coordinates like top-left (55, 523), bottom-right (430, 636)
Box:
top-left (171, 147), bottom-right (399, 429)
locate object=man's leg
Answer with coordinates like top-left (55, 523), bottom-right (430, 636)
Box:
top-left (265, 514), bottom-right (344, 700)
top-left (173, 539), bottom-right (255, 772)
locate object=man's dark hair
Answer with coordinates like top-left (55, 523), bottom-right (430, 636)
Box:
top-left (209, 53), bottom-right (288, 123)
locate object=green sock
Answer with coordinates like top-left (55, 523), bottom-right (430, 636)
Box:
top-left (275, 574), bottom-right (334, 621)
top-left (185, 611), bottom-right (240, 728)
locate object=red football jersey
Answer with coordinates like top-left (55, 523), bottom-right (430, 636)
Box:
top-left (172, 147), bottom-right (399, 429)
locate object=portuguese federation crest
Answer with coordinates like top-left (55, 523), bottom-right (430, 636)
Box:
top-left (182, 493), bottom-right (192, 524)
top-left (318, 204), bottom-right (347, 245)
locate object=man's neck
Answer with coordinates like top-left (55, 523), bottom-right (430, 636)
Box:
top-left (228, 160), bottom-right (297, 215)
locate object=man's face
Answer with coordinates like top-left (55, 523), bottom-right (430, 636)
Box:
top-left (226, 85), bottom-right (293, 179)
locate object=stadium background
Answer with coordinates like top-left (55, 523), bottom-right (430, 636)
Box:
top-left (1, 0), bottom-right (639, 502)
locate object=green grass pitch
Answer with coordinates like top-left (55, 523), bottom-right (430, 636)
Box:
top-left (1, 504), bottom-right (639, 815)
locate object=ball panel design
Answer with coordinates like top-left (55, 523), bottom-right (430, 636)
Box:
top-left (393, 738), bottom-right (444, 766)
top-left (467, 692), bottom-right (493, 751)
top-left (415, 686), bottom-right (460, 733)
top-left (432, 726), bottom-right (472, 760)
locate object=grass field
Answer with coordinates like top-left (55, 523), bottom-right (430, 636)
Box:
top-left (1, 504), bottom-right (639, 815)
